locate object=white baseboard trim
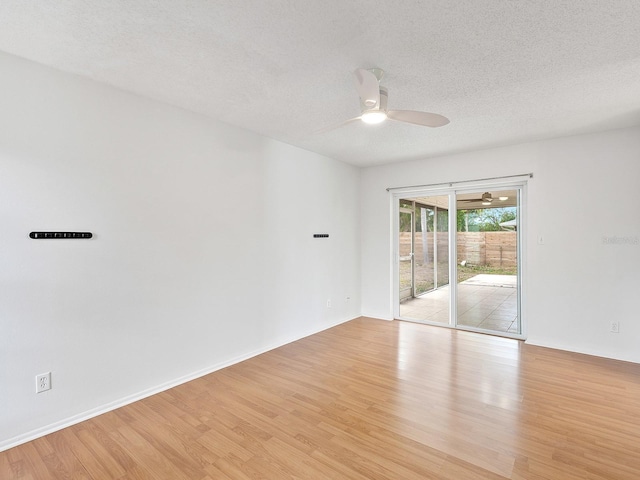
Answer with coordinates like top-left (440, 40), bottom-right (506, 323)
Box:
top-left (360, 311), bottom-right (394, 321)
top-left (0, 316), bottom-right (356, 453)
top-left (525, 336), bottom-right (640, 365)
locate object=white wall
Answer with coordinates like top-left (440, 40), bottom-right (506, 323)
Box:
top-left (361, 126), bottom-right (640, 364)
top-left (0, 51), bottom-right (360, 450)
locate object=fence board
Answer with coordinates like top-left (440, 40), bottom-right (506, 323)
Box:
top-left (399, 231), bottom-right (516, 267)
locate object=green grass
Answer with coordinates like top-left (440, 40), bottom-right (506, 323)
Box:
top-left (457, 264), bottom-right (517, 282)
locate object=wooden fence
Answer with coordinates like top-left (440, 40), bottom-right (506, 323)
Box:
top-left (399, 231), bottom-right (517, 267)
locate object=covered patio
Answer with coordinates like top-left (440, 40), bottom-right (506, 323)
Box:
top-left (399, 274), bottom-right (518, 334)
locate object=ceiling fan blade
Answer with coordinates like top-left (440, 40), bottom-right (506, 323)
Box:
top-left (353, 68), bottom-right (380, 108)
top-left (313, 117), bottom-right (361, 135)
top-left (387, 110), bottom-right (450, 127)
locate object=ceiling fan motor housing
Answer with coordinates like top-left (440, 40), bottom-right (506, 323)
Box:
top-left (361, 86), bottom-right (388, 113)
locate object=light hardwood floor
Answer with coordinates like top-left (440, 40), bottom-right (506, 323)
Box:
top-left (2, 317), bottom-right (640, 479)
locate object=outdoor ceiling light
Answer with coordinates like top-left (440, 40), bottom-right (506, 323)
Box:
top-left (361, 110), bottom-right (387, 124)
top-left (499, 196), bottom-right (509, 201)
top-left (482, 201), bottom-right (492, 206)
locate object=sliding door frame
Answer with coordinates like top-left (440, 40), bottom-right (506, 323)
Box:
top-left (391, 177), bottom-right (527, 340)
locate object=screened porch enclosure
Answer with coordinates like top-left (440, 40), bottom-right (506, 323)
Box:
top-left (398, 189), bottom-right (520, 336)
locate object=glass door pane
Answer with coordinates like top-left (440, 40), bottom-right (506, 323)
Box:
top-left (398, 195), bottom-right (450, 324)
top-left (455, 189), bottom-right (520, 334)
top-left (436, 208), bottom-right (449, 289)
top-left (414, 204), bottom-right (434, 295)
top-left (398, 207), bottom-right (414, 303)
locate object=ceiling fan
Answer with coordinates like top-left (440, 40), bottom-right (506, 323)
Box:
top-left (318, 68), bottom-right (450, 132)
top-left (460, 192), bottom-right (495, 204)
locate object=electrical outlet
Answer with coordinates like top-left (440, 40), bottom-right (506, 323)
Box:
top-left (36, 372), bottom-right (51, 393)
top-left (610, 321), bottom-right (619, 333)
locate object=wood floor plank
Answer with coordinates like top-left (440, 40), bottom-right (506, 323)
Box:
top-left (75, 420), bottom-right (139, 475)
top-left (2, 447), bottom-right (33, 480)
top-left (57, 427), bottom-right (127, 479)
top-left (2, 317), bottom-right (640, 479)
top-left (122, 401), bottom-right (212, 478)
top-left (0, 448), bottom-right (13, 479)
top-left (14, 442), bottom-right (55, 480)
top-left (39, 433), bottom-right (92, 480)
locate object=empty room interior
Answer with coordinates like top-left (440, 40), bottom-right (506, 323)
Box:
top-left (1, 2), bottom-right (640, 479)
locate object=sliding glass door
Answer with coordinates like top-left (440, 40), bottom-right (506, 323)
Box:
top-left (394, 183), bottom-right (524, 338)
top-left (455, 189), bottom-right (520, 335)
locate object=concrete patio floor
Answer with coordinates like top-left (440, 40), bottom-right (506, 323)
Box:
top-left (399, 274), bottom-right (519, 334)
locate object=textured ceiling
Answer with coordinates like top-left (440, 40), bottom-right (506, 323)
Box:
top-left (1, 1), bottom-right (639, 167)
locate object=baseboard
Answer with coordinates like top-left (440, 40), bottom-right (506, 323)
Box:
top-left (0, 316), bottom-right (356, 453)
top-left (525, 337), bottom-right (640, 365)
top-left (360, 311), bottom-right (394, 321)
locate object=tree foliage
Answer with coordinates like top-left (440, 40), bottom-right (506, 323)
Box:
top-left (457, 207), bottom-right (516, 232)
top-left (400, 202), bottom-right (516, 233)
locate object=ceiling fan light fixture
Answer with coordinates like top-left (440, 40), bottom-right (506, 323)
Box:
top-left (334, 67), bottom-right (449, 133)
top-left (361, 110), bottom-right (387, 124)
